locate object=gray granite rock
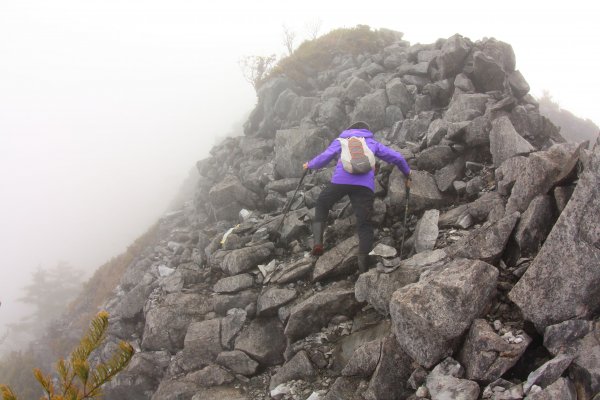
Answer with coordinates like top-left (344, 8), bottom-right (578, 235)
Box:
top-left (215, 350), bottom-right (259, 376)
top-left (426, 358), bottom-right (480, 400)
top-left (351, 89), bottom-right (388, 132)
top-left (509, 144), bottom-right (599, 331)
top-left (235, 317), bottom-right (286, 366)
top-left (312, 236), bottom-right (359, 281)
top-left (256, 287), bottom-right (297, 316)
top-left (417, 145), bottom-right (456, 171)
top-left (341, 339), bottom-right (382, 377)
top-left (390, 258), bottom-right (498, 367)
top-left (413, 209), bottom-right (439, 253)
top-left (364, 336), bottom-right (413, 400)
top-left (490, 116), bottom-right (535, 167)
top-left (221, 308), bottom-right (247, 349)
top-left (213, 274), bottom-right (254, 294)
top-left (269, 350), bottom-right (316, 389)
top-left (436, 34), bottom-right (471, 79)
top-left (388, 168), bottom-right (445, 213)
top-left (355, 249), bottom-right (447, 315)
top-left (221, 243), bottom-right (274, 275)
top-left (285, 282), bottom-right (359, 341)
top-left (182, 319), bottom-right (222, 371)
top-left (525, 377), bottom-right (576, 400)
top-left (523, 354), bottom-right (574, 393)
top-left (274, 127), bottom-right (333, 178)
top-left (459, 319), bottom-right (531, 382)
top-left (444, 93), bottom-right (488, 123)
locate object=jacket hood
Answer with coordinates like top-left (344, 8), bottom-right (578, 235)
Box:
top-left (339, 129), bottom-right (374, 139)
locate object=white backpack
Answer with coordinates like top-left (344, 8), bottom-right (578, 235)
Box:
top-left (338, 137), bottom-right (376, 174)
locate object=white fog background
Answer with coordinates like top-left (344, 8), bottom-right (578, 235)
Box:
top-left (1, 0), bottom-right (599, 343)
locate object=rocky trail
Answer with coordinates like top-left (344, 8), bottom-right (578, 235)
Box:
top-left (85, 31), bottom-right (600, 400)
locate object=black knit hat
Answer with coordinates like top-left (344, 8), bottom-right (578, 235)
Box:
top-left (346, 121), bottom-right (370, 131)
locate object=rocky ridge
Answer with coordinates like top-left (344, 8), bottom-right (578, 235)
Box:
top-left (95, 30), bottom-right (600, 400)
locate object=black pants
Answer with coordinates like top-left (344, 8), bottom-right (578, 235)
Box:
top-left (314, 183), bottom-right (375, 255)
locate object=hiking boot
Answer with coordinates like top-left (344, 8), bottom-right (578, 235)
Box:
top-left (311, 221), bottom-right (324, 256)
top-left (358, 254), bottom-right (370, 273)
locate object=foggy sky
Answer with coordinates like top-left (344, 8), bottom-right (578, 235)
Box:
top-left (1, 0), bottom-right (598, 336)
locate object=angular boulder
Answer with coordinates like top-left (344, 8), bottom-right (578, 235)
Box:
top-left (221, 242), bottom-right (274, 275)
top-left (489, 116), bottom-right (534, 167)
top-left (269, 350), bottom-right (316, 389)
top-left (351, 89), bottom-right (388, 132)
top-left (364, 336), bottom-right (413, 400)
top-left (509, 144), bottom-right (600, 331)
top-left (390, 258), bottom-right (498, 367)
top-left (256, 287), bottom-right (297, 316)
top-left (426, 358), bottom-right (480, 400)
top-left (312, 236), bottom-right (359, 282)
top-left (274, 127), bottom-right (333, 178)
top-left (388, 169), bottom-right (445, 213)
top-left (215, 350), bottom-right (259, 376)
top-left (285, 282), bottom-right (359, 341)
top-left (182, 319), bottom-right (222, 371)
top-left (413, 209), bottom-right (440, 253)
top-left (355, 249), bottom-right (447, 315)
top-left (458, 319), bottom-right (531, 382)
top-left (235, 317), bottom-right (286, 366)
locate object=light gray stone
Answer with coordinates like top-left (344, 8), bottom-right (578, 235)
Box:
top-left (390, 258), bottom-right (498, 367)
top-left (414, 209), bottom-right (439, 253)
top-left (215, 350), bottom-right (259, 376)
top-left (364, 336), bottom-right (413, 400)
top-left (388, 168), bottom-right (445, 213)
top-left (274, 127), bottom-right (333, 178)
top-left (257, 287), bottom-right (297, 316)
top-left (525, 377), bottom-right (576, 400)
top-left (235, 317), bottom-right (286, 366)
top-left (285, 282), bottom-right (359, 341)
top-left (426, 358), bottom-right (480, 400)
top-left (508, 144), bottom-right (599, 331)
top-left (473, 50), bottom-right (506, 92)
top-left (436, 34), bottom-right (471, 79)
top-left (221, 243), bottom-right (274, 275)
top-left (458, 319), bottom-right (531, 382)
top-left (341, 339), bottom-right (382, 377)
top-left (444, 93), bottom-right (489, 123)
top-left (386, 78), bottom-right (414, 116)
top-left (523, 354), bottom-right (574, 393)
top-left (355, 249), bottom-right (447, 315)
top-left (417, 145), bottom-right (456, 171)
top-left (182, 319), bottom-right (222, 371)
top-left (312, 236), bottom-right (359, 282)
top-left (213, 274), bottom-right (254, 294)
top-left (490, 116), bottom-right (535, 167)
top-left (221, 308), bottom-right (247, 349)
top-left (351, 89), bottom-right (388, 132)
top-left (269, 350), bottom-right (316, 389)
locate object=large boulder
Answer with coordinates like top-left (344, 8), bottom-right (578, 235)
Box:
top-left (350, 89), bottom-right (388, 132)
top-left (363, 336), bottom-right (413, 400)
top-left (416, 145), bottom-right (456, 171)
top-left (390, 258), bottom-right (498, 367)
top-left (355, 250), bottom-right (447, 315)
top-left (215, 350), bottom-right (259, 376)
top-left (543, 322), bottom-right (600, 398)
top-left (274, 127), bottom-right (333, 178)
top-left (285, 282), bottom-right (359, 341)
top-left (256, 287), bottom-right (297, 316)
top-left (234, 317), bottom-right (286, 366)
top-left (435, 34), bottom-right (471, 79)
top-left (489, 116), bottom-right (535, 167)
top-left (444, 93), bottom-right (489, 123)
top-left (269, 350), bottom-right (316, 389)
top-left (213, 274), bottom-right (254, 294)
top-left (387, 169), bottom-right (445, 213)
top-left (182, 319), bottom-right (222, 371)
top-left (413, 209), bottom-right (440, 253)
top-left (505, 142), bottom-right (583, 215)
top-left (508, 144), bottom-right (599, 331)
top-left (208, 175), bottom-right (260, 220)
top-left (221, 242), bottom-right (274, 275)
top-left (447, 211), bottom-right (520, 263)
top-left (142, 293), bottom-right (213, 352)
top-left (386, 78), bottom-right (414, 116)
top-left (458, 319), bottom-right (531, 382)
top-left (425, 358), bottom-right (480, 400)
top-left (312, 236), bottom-right (359, 282)
top-left (472, 50), bottom-right (507, 92)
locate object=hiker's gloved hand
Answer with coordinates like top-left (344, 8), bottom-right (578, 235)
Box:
top-left (303, 162), bottom-right (309, 170)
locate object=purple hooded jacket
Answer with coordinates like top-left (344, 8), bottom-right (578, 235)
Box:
top-left (307, 129), bottom-right (411, 192)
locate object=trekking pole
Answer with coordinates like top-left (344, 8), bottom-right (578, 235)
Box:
top-left (274, 168), bottom-right (309, 236)
top-left (399, 182), bottom-right (411, 260)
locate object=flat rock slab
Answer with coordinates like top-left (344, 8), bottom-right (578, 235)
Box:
top-left (235, 317), bottom-right (286, 367)
top-left (221, 243), bottom-right (274, 275)
top-left (213, 274), bottom-right (254, 294)
top-left (390, 258), bottom-right (498, 368)
top-left (313, 236), bottom-right (359, 282)
top-left (285, 282), bottom-right (359, 342)
top-left (270, 258), bottom-right (314, 284)
top-left (256, 287), bottom-right (297, 316)
top-left (509, 144), bottom-right (600, 331)
top-left (388, 168), bottom-right (445, 213)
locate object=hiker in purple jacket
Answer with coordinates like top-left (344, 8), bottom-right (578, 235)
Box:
top-left (303, 121), bottom-right (412, 272)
